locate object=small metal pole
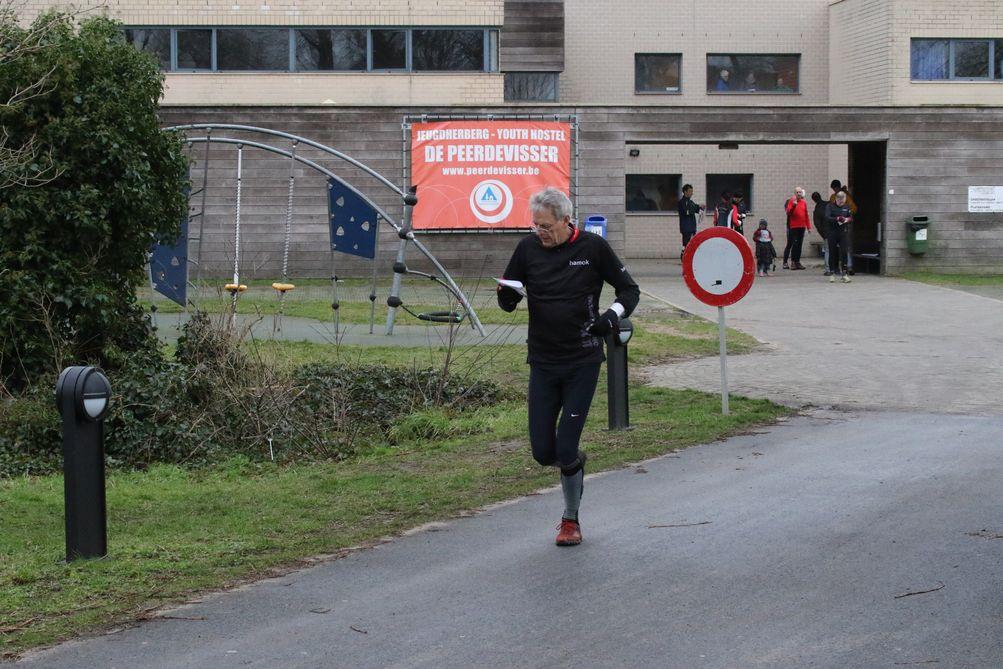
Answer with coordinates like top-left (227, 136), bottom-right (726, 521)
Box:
top-left (369, 216), bottom-right (381, 335)
top-left (230, 144), bottom-right (243, 329)
top-left (56, 367), bottom-right (112, 561)
top-left (718, 306), bottom-right (729, 415)
top-left (330, 249), bottom-right (340, 336)
top-left (606, 319), bottom-right (632, 430)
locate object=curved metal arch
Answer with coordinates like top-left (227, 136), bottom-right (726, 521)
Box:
top-left (168, 123), bottom-right (404, 197)
top-left (184, 136), bottom-right (402, 231)
top-left (179, 135), bottom-right (485, 337)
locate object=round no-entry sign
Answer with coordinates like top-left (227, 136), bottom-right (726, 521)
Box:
top-left (682, 227), bottom-right (755, 307)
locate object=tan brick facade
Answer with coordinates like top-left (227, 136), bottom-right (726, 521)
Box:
top-left (563, 0), bottom-right (834, 106)
top-left (164, 73), bottom-right (504, 106)
top-left (19, 1), bottom-right (1003, 273)
top-left (831, 0), bottom-right (1003, 106)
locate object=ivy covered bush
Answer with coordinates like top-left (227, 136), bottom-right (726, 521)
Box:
top-left (0, 13), bottom-right (188, 392)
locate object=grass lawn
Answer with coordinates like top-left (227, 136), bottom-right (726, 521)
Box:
top-left (0, 307), bottom-right (776, 658)
top-left (899, 271), bottom-right (1003, 287)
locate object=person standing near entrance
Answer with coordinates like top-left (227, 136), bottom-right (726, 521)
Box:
top-left (677, 183), bottom-right (703, 257)
top-left (829, 180), bottom-right (858, 274)
top-left (825, 191), bottom-right (854, 283)
top-left (784, 186), bottom-right (811, 269)
top-left (812, 191), bottom-right (830, 275)
top-left (497, 187), bottom-right (640, 547)
top-left (714, 191), bottom-right (734, 228)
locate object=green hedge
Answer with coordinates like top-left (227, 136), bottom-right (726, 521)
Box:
top-left (0, 13), bottom-right (188, 391)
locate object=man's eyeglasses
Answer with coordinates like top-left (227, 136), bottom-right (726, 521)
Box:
top-left (531, 224), bottom-right (561, 233)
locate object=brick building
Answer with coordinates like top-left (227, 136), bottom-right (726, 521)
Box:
top-left (21, 0), bottom-right (1003, 276)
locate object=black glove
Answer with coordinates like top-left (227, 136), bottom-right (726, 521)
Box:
top-left (588, 309), bottom-right (620, 337)
top-left (496, 285), bottom-right (522, 313)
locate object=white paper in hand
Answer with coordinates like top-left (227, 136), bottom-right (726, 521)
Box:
top-left (495, 278), bottom-right (527, 297)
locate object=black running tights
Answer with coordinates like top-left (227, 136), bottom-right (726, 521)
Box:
top-left (527, 363), bottom-right (601, 468)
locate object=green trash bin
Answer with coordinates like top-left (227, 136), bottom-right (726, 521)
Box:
top-left (906, 216), bottom-right (930, 255)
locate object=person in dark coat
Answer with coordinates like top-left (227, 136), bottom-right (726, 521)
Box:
top-left (677, 183), bottom-right (703, 257)
top-left (824, 191), bottom-right (854, 283)
top-left (714, 191), bottom-right (732, 227)
top-left (811, 191), bottom-right (830, 275)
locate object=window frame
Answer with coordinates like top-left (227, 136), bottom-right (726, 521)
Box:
top-left (911, 38), bottom-right (1001, 82)
top-left (215, 27), bottom-right (292, 72)
top-left (633, 53), bottom-right (683, 95)
top-left (705, 53), bottom-right (801, 95)
top-left (123, 25), bottom-right (499, 74)
top-left (705, 174), bottom-right (754, 212)
top-left (292, 27), bottom-right (369, 72)
top-left (624, 173), bottom-right (683, 215)
top-left (369, 28), bottom-right (408, 72)
top-left (173, 27), bottom-right (215, 72)
top-left (410, 27), bottom-right (489, 72)
top-left (503, 72), bottom-right (560, 102)
top-left (123, 27), bottom-right (172, 70)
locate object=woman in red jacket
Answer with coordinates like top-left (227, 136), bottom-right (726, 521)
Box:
top-left (784, 186), bottom-right (812, 270)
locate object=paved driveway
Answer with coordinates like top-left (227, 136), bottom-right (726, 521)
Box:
top-left (17, 412), bottom-right (1003, 669)
top-left (638, 271), bottom-right (1003, 415)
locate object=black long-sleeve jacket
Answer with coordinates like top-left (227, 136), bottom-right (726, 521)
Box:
top-left (499, 227), bottom-right (640, 366)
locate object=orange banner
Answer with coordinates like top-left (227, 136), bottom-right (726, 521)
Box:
top-left (410, 120), bottom-right (572, 230)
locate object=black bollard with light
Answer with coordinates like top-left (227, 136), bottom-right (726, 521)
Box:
top-left (606, 318), bottom-right (633, 430)
top-left (55, 366), bottom-right (112, 561)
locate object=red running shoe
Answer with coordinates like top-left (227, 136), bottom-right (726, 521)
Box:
top-left (556, 518), bottom-right (582, 546)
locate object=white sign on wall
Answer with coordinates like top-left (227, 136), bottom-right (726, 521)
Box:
top-left (968, 186), bottom-right (1003, 213)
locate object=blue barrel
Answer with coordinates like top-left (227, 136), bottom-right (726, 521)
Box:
top-left (584, 215), bottom-right (607, 238)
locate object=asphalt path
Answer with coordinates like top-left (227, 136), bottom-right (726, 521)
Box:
top-left (18, 411), bottom-right (1003, 669)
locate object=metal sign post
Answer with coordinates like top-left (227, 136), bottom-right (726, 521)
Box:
top-left (717, 306), bottom-right (729, 415)
top-left (682, 227), bottom-right (755, 415)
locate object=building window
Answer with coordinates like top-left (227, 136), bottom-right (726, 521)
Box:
top-left (371, 29), bottom-right (406, 70)
top-left (504, 72), bottom-right (559, 101)
top-left (412, 29), bottom-right (484, 71)
top-left (911, 39), bottom-right (949, 79)
top-left (176, 29), bottom-right (212, 70)
top-left (295, 29), bottom-right (367, 71)
top-left (635, 54), bottom-right (681, 93)
top-left (955, 40), bottom-right (990, 78)
top-left (911, 39), bottom-right (1003, 80)
top-left (124, 26), bottom-right (499, 73)
top-left (217, 29), bottom-right (289, 71)
top-left (488, 30), bottom-right (499, 72)
top-left (625, 175), bottom-right (681, 213)
top-left (706, 174), bottom-right (753, 211)
top-left (124, 28), bottom-right (171, 70)
top-left (706, 55), bottom-right (799, 93)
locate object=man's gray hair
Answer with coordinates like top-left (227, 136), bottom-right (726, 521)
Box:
top-left (835, 191), bottom-right (847, 203)
top-left (530, 187), bottom-right (573, 221)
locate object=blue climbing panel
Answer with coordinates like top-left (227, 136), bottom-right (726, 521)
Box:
top-left (150, 210), bottom-right (189, 307)
top-left (328, 178), bottom-right (378, 259)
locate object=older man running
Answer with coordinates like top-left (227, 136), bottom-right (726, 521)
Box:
top-left (497, 187), bottom-right (640, 546)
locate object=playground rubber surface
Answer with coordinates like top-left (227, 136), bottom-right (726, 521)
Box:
top-left (153, 312), bottom-right (527, 347)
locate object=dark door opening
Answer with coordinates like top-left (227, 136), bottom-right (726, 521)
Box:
top-left (847, 141), bottom-right (887, 274)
